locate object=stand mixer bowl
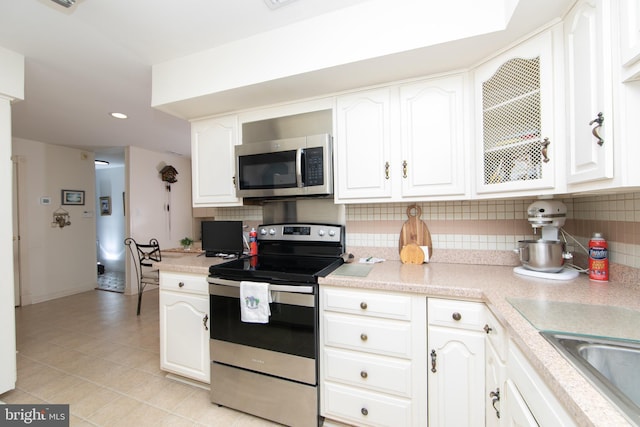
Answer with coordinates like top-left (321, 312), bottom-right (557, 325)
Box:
top-left (515, 240), bottom-right (570, 273)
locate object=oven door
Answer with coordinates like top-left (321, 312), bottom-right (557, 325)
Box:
top-left (209, 278), bottom-right (318, 385)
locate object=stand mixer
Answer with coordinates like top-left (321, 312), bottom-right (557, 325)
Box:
top-left (513, 200), bottom-right (579, 280)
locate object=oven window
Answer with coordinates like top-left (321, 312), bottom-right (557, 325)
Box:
top-left (210, 295), bottom-right (316, 359)
top-left (238, 151), bottom-right (297, 190)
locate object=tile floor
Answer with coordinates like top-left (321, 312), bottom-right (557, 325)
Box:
top-left (0, 289), bottom-right (281, 426)
top-left (96, 271), bottom-right (125, 293)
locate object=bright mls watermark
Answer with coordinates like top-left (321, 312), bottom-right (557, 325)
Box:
top-left (1, 405), bottom-right (69, 426)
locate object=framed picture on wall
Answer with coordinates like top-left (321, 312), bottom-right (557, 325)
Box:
top-left (100, 196), bottom-right (111, 216)
top-left (61, 189), bottom-right (84, 205)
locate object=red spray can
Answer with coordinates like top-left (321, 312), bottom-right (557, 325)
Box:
top-left (588, 233), bottom-right (608, 282)
top-left (249, 228), bottom-right (258, 256)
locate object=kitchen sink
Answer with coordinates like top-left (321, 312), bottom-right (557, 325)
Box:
top-left (541, 332), bottom-right (640, 426)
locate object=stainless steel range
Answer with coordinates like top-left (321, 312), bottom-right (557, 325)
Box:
top-left (207, 223), bottom-right (345, 427)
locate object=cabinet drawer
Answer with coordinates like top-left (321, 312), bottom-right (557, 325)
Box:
top-left (322, 287), bottom-right (412, 320)
top-left (428, 298), bottom-right (485, 330)
top-left (324, 348), bottom-right (412, 397)
top-left (323, 382), bottom-right (412, 427)
top-left (160, 271), bottom-right (208, 295)
top-left (323, 313), bottom-right (412, 358)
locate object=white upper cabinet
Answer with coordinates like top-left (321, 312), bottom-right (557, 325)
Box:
top-left (473, 28), bottom-right (563, 197)
top-left (191, 115), bottom-right (242, 207)
top-left (399, 75), bottom-right (468, 198)
top-left (565, 0), bottom-right (614, 186)
top-left (335, 88), bottom-right (392, 202)
top-left (619, 0), bottom-right (640, 71)
top-left (335, 74), bottom-right (468, 203)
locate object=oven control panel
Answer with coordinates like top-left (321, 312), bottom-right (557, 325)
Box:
top-left (258, 223), bottom-right (343, 243)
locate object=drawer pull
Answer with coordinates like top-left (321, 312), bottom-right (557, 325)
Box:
top-left (360, 370), bottom-right (368, 379)
top-left (360, 333), bottom-right (368, 342)
top-left (452, 312), bottom-right (462, 321)
top-left (430, 349), bottom-right (437, 373)
top-left (361, 408), bottom-right (368, 416)
top-left (484, 324), bottom-right (493, 334)
top-left (360, 301), bottom-right (368, 310)
top-left (178, 282), bottom-right (185, 288)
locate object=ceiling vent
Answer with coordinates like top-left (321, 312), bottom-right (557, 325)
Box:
top-left (264, 0), bottom-right (297, 10)
top-left (50, 0), bottom-right (76, 8)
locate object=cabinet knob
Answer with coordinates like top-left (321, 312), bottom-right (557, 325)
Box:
top-left (361, 408), bottom-right (369, 416)
top-left (452, 312), bottom-right (462, 321)
top-left (360, 370), bottom-right (368, 379)
top-left (360, 302), bottom-right (368, 310)
top-left (484, 324), bottom-right (493, 334)
top-left (178, 282), bottom-right (185, 288)
top-left (360, 333), bottom-right (368, 342)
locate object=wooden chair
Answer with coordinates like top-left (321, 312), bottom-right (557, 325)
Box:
top-left (124, 237), bottom-right (161, 315)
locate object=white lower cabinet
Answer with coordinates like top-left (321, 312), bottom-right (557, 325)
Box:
top-left (427, 298), bottom-right (486, 427)
top-left (159, 271), bottom-right (210, 384)
top-left (320, 286), bottom-right (427, 426)
top-left (505, 341), bottom-right (577, 427)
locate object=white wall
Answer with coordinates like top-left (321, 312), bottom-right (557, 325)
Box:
top-left (125, 146), bottom-right (192, 294)
top-left (1, 45), bottom-right (23, 394)
top-left (96, 166), bottom-right (126, 273)
top-left (12, 138), bottom-right (97, 304)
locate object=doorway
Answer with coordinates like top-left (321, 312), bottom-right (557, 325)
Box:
top-left (95, 150), bottom-right (126, 293)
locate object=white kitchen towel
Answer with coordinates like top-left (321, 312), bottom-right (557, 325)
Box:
top-left (240, 281), bottom-right (272, 323)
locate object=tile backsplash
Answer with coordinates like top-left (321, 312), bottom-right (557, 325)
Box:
top-left (205, 192), bottom-right (640, 271)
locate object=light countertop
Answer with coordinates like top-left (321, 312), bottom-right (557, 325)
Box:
top-left (320, 262), bottom-right (640, 427)
top-left (155, 254), bottom-right (639, 426)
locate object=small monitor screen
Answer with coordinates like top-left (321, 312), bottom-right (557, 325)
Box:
top-left (201, 221), bottom-right (244, 257)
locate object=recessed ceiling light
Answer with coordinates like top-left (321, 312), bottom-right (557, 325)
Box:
top-left (95, 159), bottom-right (110, 165)
top-left (50, 0), bottom-right (76, 8)
top-left (109, 112), bottom-right (128, 119)
top-left (264, 0), bottom-right (297, 10)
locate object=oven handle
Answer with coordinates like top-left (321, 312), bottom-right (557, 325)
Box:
top-left (208, 277), bottom-right (314, 294)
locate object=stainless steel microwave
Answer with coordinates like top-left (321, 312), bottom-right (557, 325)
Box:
top-left (235, 134), bottom-right (333, 198)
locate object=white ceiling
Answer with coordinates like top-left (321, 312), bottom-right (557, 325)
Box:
top-left (0, 0), bottom-right (372, 165)
top-left (1, 0), bottom-right (574, 167)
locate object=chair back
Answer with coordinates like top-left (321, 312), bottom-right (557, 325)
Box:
top-left (124, 237), bottom-right (161, 277)
top-left (124, 237), bottom-right (161, 315)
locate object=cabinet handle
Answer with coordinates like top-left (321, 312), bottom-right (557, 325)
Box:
top-left (589, 112), bottom-right (604, 146)
top-left (203, 314), bottom-right (209, 331)
top-left (361, 408), bottom-right (369, 416)
top-left (384, 162), bottom-right (390, 180)
top-left (490, 388), bottom-right (501, 419)
top-left (360, 302), bottom-right (368, 310)
top-left (430, 349), bottom-right (437, 373)
top-left (452, 312), bottom-right (462, 321)
top-left (541, 137), bottom-right (551, 163)
top-left (484, 324), bottom-right (493, 334)
top-left (360, 333), bottom-right (368, 342)
top-left (232, 176), bottom-right (237, 186)
top-left (360, 370), bottom-right (368, 379)
top-left (178, 282), bottom-right (185, 288)
top-left (402, 160), bottom-right (408, 178)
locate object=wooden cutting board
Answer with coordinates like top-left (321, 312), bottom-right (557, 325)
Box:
top-left (399, 204), bottom-right (433, 257)
top-left (400, 243), bottom-right (425, 264)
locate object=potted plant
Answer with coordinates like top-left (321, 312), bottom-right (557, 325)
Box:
top-left (180, 237), bottom-right (194, 250)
